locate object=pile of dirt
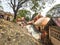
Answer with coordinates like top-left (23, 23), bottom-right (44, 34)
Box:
top-left (0, 19), bottom-right (41, 45)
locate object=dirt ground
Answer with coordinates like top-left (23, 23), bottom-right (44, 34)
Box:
top-left (0, 19), bottom-right (41, 45)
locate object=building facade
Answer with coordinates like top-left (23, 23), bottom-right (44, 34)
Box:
top-left (0, 10), bottom-right (13, 21)
top-left (49, 26), bottom-right (60, 45)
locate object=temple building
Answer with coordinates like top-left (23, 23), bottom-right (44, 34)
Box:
top-left (0, 10), bottom-right (13, 21)
top-left (49, 18), bottom-right (60, 45)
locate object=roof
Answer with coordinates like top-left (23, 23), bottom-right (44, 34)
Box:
top-left (34, 17), bottom-right (50, 26)
top-left (33, 14), bottom-right (43, 22)
top-left (0, 10), bottom-right (4, 15)
top-left (32, 13), bottom-right (43, 20)
top-left (4, 12), bottom-right (13, 16)
top-left (0, 11), bottom-right (13, 16)
top-left (34, 13), bottom-right (43, 19)
top-left (52, 18), bottom-right (60, 27)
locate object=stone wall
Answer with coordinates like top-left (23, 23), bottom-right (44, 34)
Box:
top-left (0, 12), bottom-right (13, 21)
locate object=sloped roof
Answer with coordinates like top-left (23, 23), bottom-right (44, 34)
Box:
top-left (0, 10), bottom-right (4, 15)
top-left (33, 14), bottom-right (43, 22)
top-left (34, 17), bottom-right (50, 26)
top-left (0, 11), bottom-right (13, 16)
top-left (46, 4), bottom-right (60, 17)
top-left (33, 13), bottom-right (43, 19)
top-left (52, 18), bottom-right (60, 27)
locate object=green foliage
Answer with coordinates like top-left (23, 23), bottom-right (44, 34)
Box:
top-left (8, 0), bottom-right (28, 20)
top-left (17, 9), bottom-right (31, 21)
top-left (31, 0), bottom-right (40, 12)
top-left (17, 14), bottom-right (21, 18)
top-left (0, 6), bottom-right (3, 9)
top-left (17, 10), bottom-right (30, 17)
top-left (13, 19), bottom-right (16, 23)
top-left (31, 0), bottom-right (39, 7)
top-left (46, 4), bottom-right (60, 17)
top-left (30, 0), bottom-right (46, 13)
top-left (46, 14), bottom-right (52, 17)
top-left (25, 16), bottom-right (30, 21)
top-left (30, 0), bottom-right (55, 13)
top-left (31, 13), bottom-right (38, 20)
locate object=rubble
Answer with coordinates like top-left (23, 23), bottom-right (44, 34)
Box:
top-left (0, 19), bottom-right (41, 45)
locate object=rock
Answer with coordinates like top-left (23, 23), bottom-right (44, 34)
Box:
top-left (0, 19), bottom-right (41, 45)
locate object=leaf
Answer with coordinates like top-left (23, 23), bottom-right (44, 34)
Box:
top-left (17, 9), bottom-right (30, 17)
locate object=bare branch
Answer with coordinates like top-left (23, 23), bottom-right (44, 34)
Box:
top-left (8, 0), bottom-right (28, 19)
top-left (8, 3), bottom-right (13, 8)
top-left (15, 0), bottom-right (28, 13)
top-left (17, 0), bottom-right (28, 9)
top-left (10, 0), bottom-right (14, 6)
top-left (20, 0), bottom-right (28, 6)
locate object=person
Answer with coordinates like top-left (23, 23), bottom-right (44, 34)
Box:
top-left (7, 16), bottom-right (10, 21)
top-left (21, 17), bottom-right (27, 27)
top-left (0, 15), bottom-right (4, 19)
top-left (41, 30), bottom-right (48, 45)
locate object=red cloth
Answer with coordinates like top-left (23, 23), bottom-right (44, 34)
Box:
top-left (41, 31), bottom-right (47, 39)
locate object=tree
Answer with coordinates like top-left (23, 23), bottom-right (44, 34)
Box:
top-left (46, 4), bottom-right (60, 17)
top-left (31, 0), bottom-right (40, 13)
top-left (30, 0), bottom-right (55, 13)
top-left (17, 9), bottom-right (30, 17)
top-left (17, 9), bottom-right (31, 21)
top-left (31, 13), bottom-right (38, 20)
top-left (23, 0), bottom-right (55, 19)
top-left (8, 0), bottom-right (28, 20)
top-left (25, 16), bottom-right (30, 21)
top-left (46, 14), bottom-right (52, 17)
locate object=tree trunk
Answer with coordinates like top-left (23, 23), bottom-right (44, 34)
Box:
top-left (14, 12), bottom-right (17, 19)
top-left (13, 11), bottom-right (17, 22)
